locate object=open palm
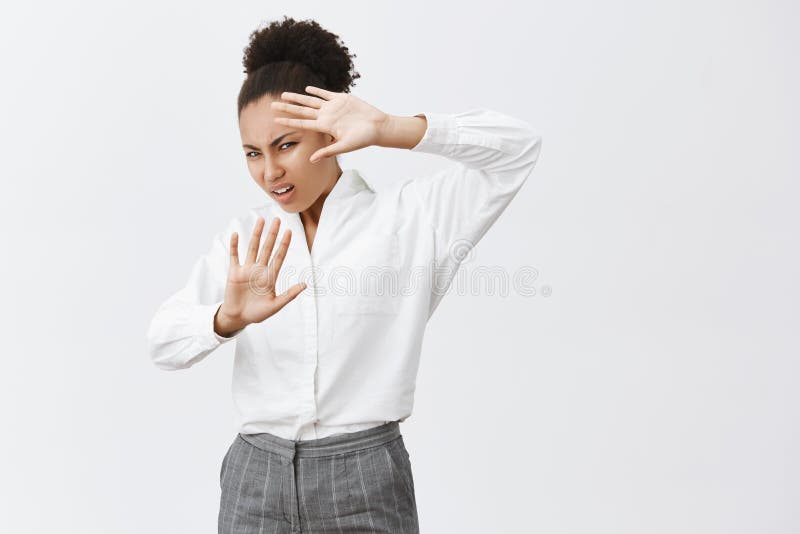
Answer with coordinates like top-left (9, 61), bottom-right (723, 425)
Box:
top-left (218, 217), bottom-right (306, 330)
top-left (271, 86), bottom-right (389, 162)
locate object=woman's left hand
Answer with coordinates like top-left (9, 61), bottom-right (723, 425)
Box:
top-left (271, 86), bottom-right (390, 163)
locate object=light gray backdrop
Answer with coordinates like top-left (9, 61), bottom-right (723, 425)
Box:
top-left (1, 1), bottom-right (797, 533)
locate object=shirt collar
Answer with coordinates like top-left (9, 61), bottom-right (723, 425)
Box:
top-left (264, 168), bottom-right (374, 206)
top-left (326, 168), bottom-right (374, 202)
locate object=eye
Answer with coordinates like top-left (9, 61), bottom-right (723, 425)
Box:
top-left (245, 142), bottom-right (296, 159)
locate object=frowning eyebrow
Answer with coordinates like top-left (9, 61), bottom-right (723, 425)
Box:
top-left (243, 131), bottom-right (298, 150)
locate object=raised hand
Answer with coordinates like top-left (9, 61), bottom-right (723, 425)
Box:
top-left (214, 217), bottom-right (307, 337)
top-left (271, 86), bottom-right (390, 163)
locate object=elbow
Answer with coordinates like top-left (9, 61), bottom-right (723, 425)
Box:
top-left (146, 331), bottom-right (217, 372)
top-left (145, 303), bottom-right (223, 371)
top-left (500, 133), bottom-right (542, 203)
top-left (503, 122), bottom-right (543, 177)
top-left (524, 130), bottom-right (543, 168)
top-left (513, 131), bottom-right (543, 187)
top-left (147, 337), bottom-right (187, 371)
top-left (146, 320), bottom-right (193, 371)
top-left (150, 353), bottom-right (191, 371)
top-left (504, 113), bottom-right (543, 169)
top-left (518, 132), bottom-right (543, 188)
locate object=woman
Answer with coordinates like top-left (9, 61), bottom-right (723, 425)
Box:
top-left (147, 16), bottom-right (542, 534)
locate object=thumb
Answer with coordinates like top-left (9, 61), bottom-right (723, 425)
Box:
top-left (310, 143), bottom-right (343, 164)
top-left (275, 282), bottom-right (307, 308)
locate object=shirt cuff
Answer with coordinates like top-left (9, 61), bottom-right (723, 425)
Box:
top-left (196, 301), bottom-right (243, 349)
top-left (410, 112), bottom-right (459, 153)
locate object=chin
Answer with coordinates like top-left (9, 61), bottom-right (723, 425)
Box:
top-left (276, 202), bottom-right (303, 214)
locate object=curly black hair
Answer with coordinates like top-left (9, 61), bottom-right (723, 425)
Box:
top-left (237, 16), bottom-right (361, 117)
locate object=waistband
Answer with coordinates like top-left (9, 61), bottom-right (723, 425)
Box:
top-left (238, 421), bottom-right (401, 460)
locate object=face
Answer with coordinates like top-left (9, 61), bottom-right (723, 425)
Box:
top-left (239, 95), bottom-right (341, 213)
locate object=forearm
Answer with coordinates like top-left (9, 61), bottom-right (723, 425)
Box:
top-left (147, 298), bottom-right (232, 371)
top-left (376, 114), bottom-right (428, 150)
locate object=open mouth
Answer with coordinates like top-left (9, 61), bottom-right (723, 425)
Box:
top-left (272, 185), bottom-right (295, 196)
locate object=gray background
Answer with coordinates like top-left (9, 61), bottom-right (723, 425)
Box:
top-left (1, 1), bottom-right (797, 532)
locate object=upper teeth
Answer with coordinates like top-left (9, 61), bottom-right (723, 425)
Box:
top-left (274, 185), bottom-right (293, 194)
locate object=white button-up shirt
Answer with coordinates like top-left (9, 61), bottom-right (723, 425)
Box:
top-left (147, 108), bottom-right (542, 440)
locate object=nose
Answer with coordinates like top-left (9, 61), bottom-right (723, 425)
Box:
top-left (264, 159), bottom-right (285, 183)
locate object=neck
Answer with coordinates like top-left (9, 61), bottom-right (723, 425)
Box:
top-left (300, 164), bottom-right (343, 227)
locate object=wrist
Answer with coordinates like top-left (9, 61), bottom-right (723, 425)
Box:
top-left (376, 114), bottom-right (427, 150)
top-left (214, 305), bottom-right (246, 337)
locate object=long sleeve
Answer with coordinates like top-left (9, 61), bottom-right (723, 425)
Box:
top-left (403, 108), bottom-right (543, 308)
top-left (146, 220), bottom-right (242, 371)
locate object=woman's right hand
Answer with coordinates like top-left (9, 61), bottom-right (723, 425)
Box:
top-left (214, 217), bottom-right (307, 337)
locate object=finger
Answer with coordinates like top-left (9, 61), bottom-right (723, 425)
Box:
top-left (264, 228), bottom-right (292, 285)
top-left (273, 116), bottom-right (323, 132)
top-left (245, 217), bottom-right (265, 265)
top-left (270, 101), bottom-right (318, 119)
top-left (278, 91), bottom-right (324, 109)
top-left (274, 281), bottom-right (308, 309)
top-left (304, 86), bottom-right (337, 99)
top-left (310, 142), bottom-right (345, 164)
top-left (256, 217), bottom-right (280, 267)
top-left (229, 232), bottom-right (240, 266)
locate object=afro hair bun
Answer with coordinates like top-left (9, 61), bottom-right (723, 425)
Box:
top-left (242, 16), bottom-right (361, 93)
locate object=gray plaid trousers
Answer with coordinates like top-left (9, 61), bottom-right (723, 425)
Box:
top-left (218, 421), bottom-right (419, 533)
